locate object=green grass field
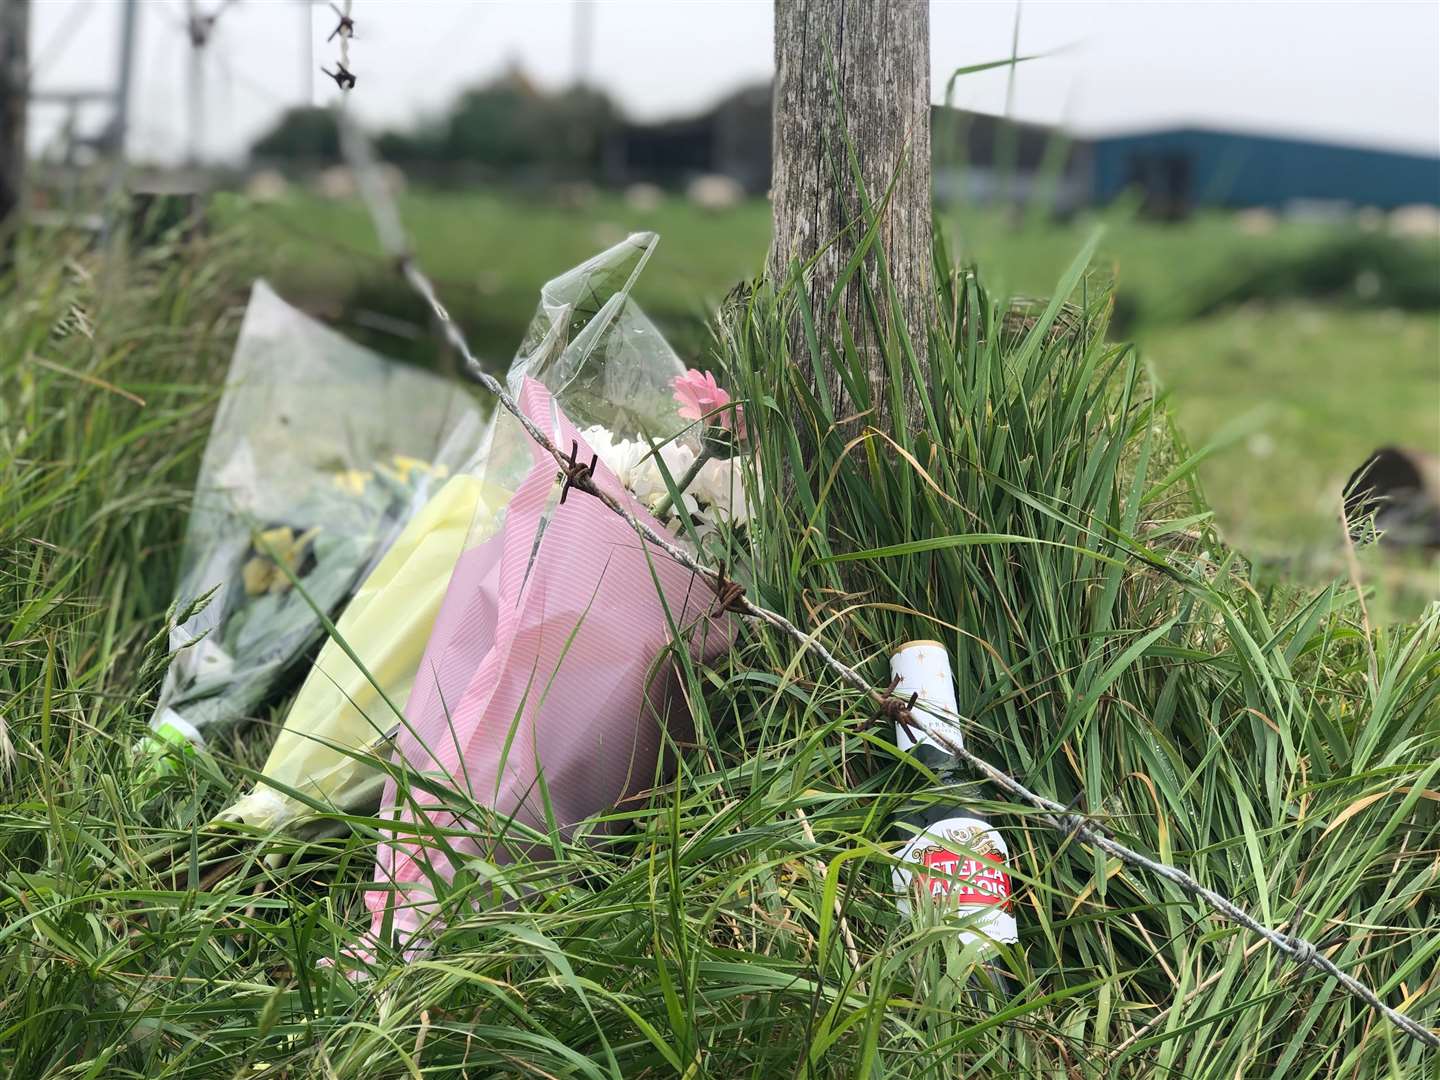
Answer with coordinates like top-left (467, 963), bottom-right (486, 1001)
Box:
top-left (947, 209), bottom-right (1440, 553)
top-left (226, 191), bottom-right (1439, 556)
top-left (1142, 304), bottom-right (1439, 551)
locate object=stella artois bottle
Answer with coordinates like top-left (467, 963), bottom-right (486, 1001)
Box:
top-left (890, 640), bottom-right (1018, 948)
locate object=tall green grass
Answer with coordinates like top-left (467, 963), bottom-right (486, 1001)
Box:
top-left (0, 215), bottom-right (1437, 1078)
top-left (226, 191), bottom-right (1440, 553)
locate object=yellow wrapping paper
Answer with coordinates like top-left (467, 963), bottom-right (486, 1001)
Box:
top-left (224, 473), bottom-right (507, 828)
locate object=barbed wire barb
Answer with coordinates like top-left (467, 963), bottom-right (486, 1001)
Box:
top-left (334, 115), bottom-right (1438, 1051)
top-left (322, 0), bottom-right (356, 94)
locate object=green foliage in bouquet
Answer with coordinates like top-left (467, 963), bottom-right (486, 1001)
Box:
top-left (141, 281), bottom-right (477, 761)
top-left (156, 459), bottom-right (444, 735)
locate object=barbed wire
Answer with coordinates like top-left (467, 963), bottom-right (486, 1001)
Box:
top-left (334, 116), bottom-right (1438, 1051)
top-left (322, 1), bottom-right (355, 92)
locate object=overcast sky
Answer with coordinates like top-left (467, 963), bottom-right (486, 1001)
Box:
top-left (25, 0), bottom-right (1440, 164)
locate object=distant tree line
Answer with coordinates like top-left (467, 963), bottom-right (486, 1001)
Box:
top-left (251, 67), bottom-right (620, 181)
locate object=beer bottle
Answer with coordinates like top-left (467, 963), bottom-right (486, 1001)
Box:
top-left (890, 640), bottom-right (1017, 949)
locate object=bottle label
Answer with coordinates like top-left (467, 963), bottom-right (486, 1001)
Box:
top-left (914, 843), bottom-right (1011, 906)
top-left (894, 816), bottom-right (1018, 944)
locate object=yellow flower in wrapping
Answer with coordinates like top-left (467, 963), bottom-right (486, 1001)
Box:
top-left (333, 469), bottom-right (372, 497)
top-left (221, 473), bottom-right (508, 831)
top-left (241, 525), bottom-right (321, 596)
top-left (391, 455), bottom-right (449, 484)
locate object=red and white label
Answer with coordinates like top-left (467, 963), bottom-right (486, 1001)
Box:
top-left (913, 847), bottom-right (1012, 908)
top-left (894, 816), bottom-right (1019, 944)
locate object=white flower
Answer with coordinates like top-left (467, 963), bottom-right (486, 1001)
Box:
top-left (581, 425), bottom-right (699, 512)
top-left (663, 491), bottom-right (703, 536)
top-left (580, 425), bottom-right (651, 491)
top-left (691, 457), bottom-right (757, 527)
top-left (579, 424), bottom-right (759, 533)
top-left (632, 442), bottom-right (697, 509)
top-left (222, 787), bottom-right (295, 829)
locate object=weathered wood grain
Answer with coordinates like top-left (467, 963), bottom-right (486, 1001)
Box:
top-left (770, 0), bottom-right (931, 431)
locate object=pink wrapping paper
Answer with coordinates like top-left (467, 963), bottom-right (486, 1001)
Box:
top-left (363, 378), bottom-right (734, 952)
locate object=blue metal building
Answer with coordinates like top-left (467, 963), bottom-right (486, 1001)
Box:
top-left (1086, 127), bottom-right (1440, 216)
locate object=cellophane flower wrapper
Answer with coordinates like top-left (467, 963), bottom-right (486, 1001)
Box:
top-left (219, 470), bottom-right (512, 830)
top-left (358, 234), bottom-right (738, 959)
top-left (144, 281), bottom-right (480, 764)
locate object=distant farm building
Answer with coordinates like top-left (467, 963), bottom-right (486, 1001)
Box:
top-left (1085, 127), bottom-right (1440, 217)
top-left (605, 85), bottom-right (772, 195)
top-left (605, 88), bottom-right (1093, 207)
top-left (607, 84), bottom-right (1440, 217)
top-left (931, 110), bottom-right (1092, 212)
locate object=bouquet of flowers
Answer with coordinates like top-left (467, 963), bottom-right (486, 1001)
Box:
top-left (357, 234), bottom-right (755, 957)
top-left (143, 282), bottom-right (479, 765)
top-left (218, 469), bottom-right (511, 830)
top-left (581, 363), bottom-right (750, 545)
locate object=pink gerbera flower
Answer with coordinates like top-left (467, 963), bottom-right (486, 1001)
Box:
top-left (672, 368), bottom-right (745, 438)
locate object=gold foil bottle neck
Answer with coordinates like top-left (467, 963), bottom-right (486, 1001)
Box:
top-left (895, 639), bottom-right (946, 655)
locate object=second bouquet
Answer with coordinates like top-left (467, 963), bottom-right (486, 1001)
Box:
top-left (360, 234), bottom-right (751, 955)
